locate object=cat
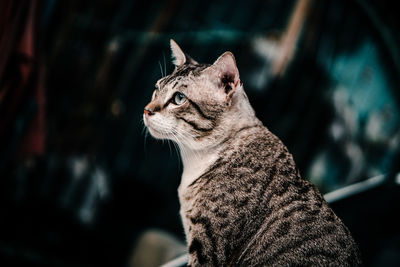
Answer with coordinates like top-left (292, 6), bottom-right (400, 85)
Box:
top-left (143, 39), bottom-right (361, 266)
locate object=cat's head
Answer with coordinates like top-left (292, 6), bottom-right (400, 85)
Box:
top-left (143, 39), bottom-right (256, 152)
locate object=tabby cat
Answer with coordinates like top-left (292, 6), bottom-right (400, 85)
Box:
top-left (143, 39), bottom-right (361, 266)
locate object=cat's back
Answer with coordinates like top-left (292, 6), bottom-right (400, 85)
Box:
top-left (185, 125), bottom-right (361, 266)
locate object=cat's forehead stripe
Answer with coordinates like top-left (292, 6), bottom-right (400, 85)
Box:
top-left (159, 63), bottom-right (210, 89)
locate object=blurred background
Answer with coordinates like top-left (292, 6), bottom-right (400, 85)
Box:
top-left (1, 0), bottom-right (399, 266)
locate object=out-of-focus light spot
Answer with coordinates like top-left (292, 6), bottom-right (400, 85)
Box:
top-left (70, 156), bottom-right (89, 179)
top-left (324, 174), bottom-right (386, 203)
top-left (330, 122), bottom-right (344, 141)
top-left (108, 38), bottom-right (120, 52)
top-left (111, 99), bottom-right (124, 118)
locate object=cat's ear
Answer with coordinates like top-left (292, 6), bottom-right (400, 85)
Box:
top-left (212, 52), bottom-right (240, 98)
top-left (170, 39), bottom-right (186, 67)
top-left (170, 39), bottom-right (198, 67)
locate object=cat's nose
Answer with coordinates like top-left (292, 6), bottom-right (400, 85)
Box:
top-left (144, 107), bottom-right (154, 116)
top-left (144, 102), bottom-right (160, 116)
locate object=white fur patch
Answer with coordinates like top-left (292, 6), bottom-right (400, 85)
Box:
top-left (178, 151), bottom-right (218, 195)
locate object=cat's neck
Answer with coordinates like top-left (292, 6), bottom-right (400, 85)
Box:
top-left (178, 148), bottom-right (219, 196)
top-left (178, 88), bottom-right (261, 196)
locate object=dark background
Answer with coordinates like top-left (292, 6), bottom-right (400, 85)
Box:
top-left (1, 0), bottom-right (399, 266)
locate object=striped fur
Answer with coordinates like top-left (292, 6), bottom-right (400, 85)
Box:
top-left (144, 41), bottom-right (361, 266)
top-left (182, 126), bottom-right (361, 266)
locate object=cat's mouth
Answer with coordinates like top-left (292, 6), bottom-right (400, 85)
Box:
top-left (146, 126), bottom-right (164, 139)
top-left (143, 114), bottom-right (169, 140)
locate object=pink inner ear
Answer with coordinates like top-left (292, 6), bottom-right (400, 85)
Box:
top-left (214, 52), bottom-right (240, 86)
top-left (221, 73), bottom-right (235, 94)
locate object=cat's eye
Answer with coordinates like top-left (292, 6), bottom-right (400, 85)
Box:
top-left (173, 92), bottom-right (187, 105)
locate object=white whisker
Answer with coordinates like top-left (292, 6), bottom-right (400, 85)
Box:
top-left (158, 61), bottom-right (164, 77)
top-left (163, 53), bottom-right (167, 78)
top-left (167, 139), bottom-right (173, 156)
top-left (141, 118), bottom-right (150, 152)
top-left (145, 116), bottom-right (205, 168)
top-left (172, 128), bottom-right (202, 165)
top-left (169, 131), bottom-right (183, 171)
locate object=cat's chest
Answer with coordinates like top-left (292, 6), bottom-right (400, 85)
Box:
top-left (178, 158), bottom-right (214, 217)
top-left (178, 181), bottom-right (198, 241)
top-left (178, 152), bottom-right (218, 197)
top-left (178, 152), bottom-right (218, 239)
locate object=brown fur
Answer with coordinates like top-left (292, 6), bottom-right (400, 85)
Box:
top-left (182, 126), bottom-right (361, 266)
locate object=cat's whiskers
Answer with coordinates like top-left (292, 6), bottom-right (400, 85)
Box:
top-left (158, 61), bottom-right (164, 77)
top-left (169, 130), bottom-right (183, 165)
top-left (140, 118), bottom-right (150, 152)
top-left (163, 130), bottom-right (183, 171)
top-left (167, 139), bottom-right (173, 156)
top-left (171, 132), bottom-right (186, 172)
top-left (150, 118), bottom-right (187, 165)
top-left (171, 130), bottom-right (188, 157)
top-left (172, 141), bottom-right (182, 170)
top-left (172, 128), bottom-right (202, 165)
top-left (163, 53), bottom-right (167, 78)
top-left (167, 128), bottom-right (188, 160)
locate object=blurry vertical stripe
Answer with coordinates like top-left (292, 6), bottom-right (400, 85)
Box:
top-left (0, 0), bottom-right (45, 166)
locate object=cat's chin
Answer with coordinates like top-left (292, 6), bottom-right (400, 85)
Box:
top-left (146, 126), bottom-right (175, 142)
top-left (146, 126), bottom-right (165, 140)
